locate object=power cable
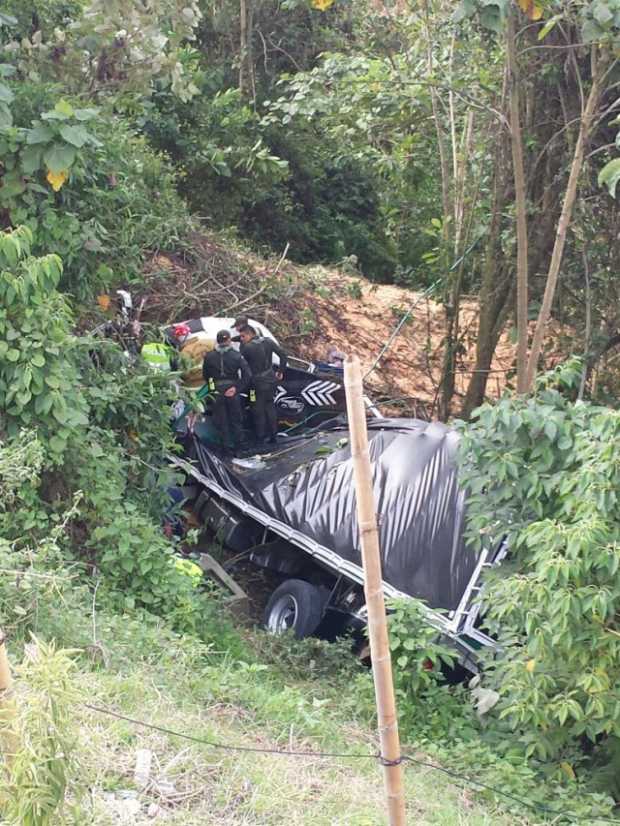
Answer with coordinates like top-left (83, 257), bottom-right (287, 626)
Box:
top-left (363, 235), bottom-right (484, 382)
top-left (84, 702), bottom-right (620, 824)
top-left (363, 281), bottom-right (440, 380)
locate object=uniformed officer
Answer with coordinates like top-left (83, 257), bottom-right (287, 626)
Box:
top-left (202, 330), bottom-right (251, 451)
top-left (238, 324), bottom-right (288, 445)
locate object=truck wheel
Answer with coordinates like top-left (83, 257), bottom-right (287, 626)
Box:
top-left (264, 579), bottom-right (324, 639)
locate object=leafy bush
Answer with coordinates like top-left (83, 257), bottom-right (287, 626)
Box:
top-left (0, 227), bottom-right (88, 460)
top-left (386, 598), bottom-right (466, 736)
top-left (88, 504), bottom-right (189, 612)
top-left (143, 78), bottom-right (398, 278)
top-left (457, 361), bottom-right (620, 772)
top-left (1, 82), bottom-right (193, 298)
top-left (0, 226), bottom-right (226, 641)
top-left (0, 639), bottom-right (81, 826)
top-left (143, 84), bottom-right (289, 224)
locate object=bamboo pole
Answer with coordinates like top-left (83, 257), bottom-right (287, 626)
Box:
top-left (344, 357), bottom-right (406, 826)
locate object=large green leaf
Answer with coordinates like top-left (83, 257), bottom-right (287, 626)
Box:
top-left (26, 124), bottom-right (54, 145)
top-left (598, 157), bottom-right (620, 198)
top-left (0, 81), bottom-right (14, 104)
top-left (582, 18), bottom-right (603, 41)
top-left (452, 0), bottom-right (476, 22)
top-left (73, 107), bottom-right (98, 122)
top-left (0, 101), bottom-right (11, 127)
top-left (41, 100), bottom-right (75, 122)
top-left (43, 143), bottom-right (77, 174)
top-left (58, 124), bottom-right (90, 148)
top-left (592, 1), bottom-right (613, 26)
top-left (20, 145), bottom-right (44, 175)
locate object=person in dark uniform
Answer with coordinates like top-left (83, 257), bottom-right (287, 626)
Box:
top-left (232, 315), bottom-right (255, 343)
top-left (202, 330), bottom-right (251, 451)
top-left (238, 324), bottom-right (288, 445)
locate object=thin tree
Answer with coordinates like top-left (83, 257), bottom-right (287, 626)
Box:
top-left (506, 6), bottom-right (529, 394)
top-left (524, 46), bottom-right (605, 389)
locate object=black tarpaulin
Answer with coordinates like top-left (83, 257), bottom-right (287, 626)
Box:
top-left (192, 418), bottom-right (479, 612)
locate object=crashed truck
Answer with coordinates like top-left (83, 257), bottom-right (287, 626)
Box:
top-left (170, 324), bottom-right (506, 671)
top-left (165, 314), bottom-right (381, 430)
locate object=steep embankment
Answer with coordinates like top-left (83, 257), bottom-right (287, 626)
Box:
top-left (132, 232), bottom-right (564, 417)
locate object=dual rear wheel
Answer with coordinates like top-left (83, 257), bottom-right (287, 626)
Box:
top-left (264, 578), bottom-right (324, 639)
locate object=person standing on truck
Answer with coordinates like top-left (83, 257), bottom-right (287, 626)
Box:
top-left (202, 330), bottom-right (251, 451)
top-left (142, 324), bottom-right (190, 372)
top-left (238, 324), bottom-right (287, 445)
top-left (232, 315), bottom-right (255, 344)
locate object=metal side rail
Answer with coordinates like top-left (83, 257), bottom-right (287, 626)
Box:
top-left (169, 453), bottom-right (461, 637)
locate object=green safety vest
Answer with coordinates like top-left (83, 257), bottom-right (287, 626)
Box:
top-left (142, 342), bottom-right (173, 371)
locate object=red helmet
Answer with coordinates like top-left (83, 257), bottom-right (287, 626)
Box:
top-left (172, 323), bottom-right (191, 339)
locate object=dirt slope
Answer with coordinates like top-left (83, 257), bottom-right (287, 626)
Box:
top-left (289, 269), bottom-right (520, 417)
top-left (130, 233), bottom-right (565, 417)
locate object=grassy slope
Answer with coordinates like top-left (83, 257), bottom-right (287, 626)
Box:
top-left (50, 605), bottom-right (526, 825)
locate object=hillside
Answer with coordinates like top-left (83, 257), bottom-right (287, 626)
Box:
top-left (133, 233), bottom-right (563, 418)
top-left (2, 0), bottom-right (620, 821)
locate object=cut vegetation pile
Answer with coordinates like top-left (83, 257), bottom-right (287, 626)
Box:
top-left (134, 233), bottom-right (567, 418)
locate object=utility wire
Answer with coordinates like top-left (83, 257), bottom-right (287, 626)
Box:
top-left (84, 702), bottom-right (620, 824)
top-left (363, 280), bottom-right (439, 380)
top-left (83, 703), bottom-right (374, 759)
top-left (363, 235), bottom-right (483, 382)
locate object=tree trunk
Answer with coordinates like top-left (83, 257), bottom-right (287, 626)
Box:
top-left (239, 0), bottom-right (251, 95)
top-left (460, 66), bottom-right (514, 417)
top-left (524, 48), bottom-right (603, 390)
top-left (462, 269), bottom-right (514, 417)
top-left (506, 8), bottom-right (529, 394)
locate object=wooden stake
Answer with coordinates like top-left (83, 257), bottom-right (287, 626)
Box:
top-left (344, 357), bottom-right (407, 826)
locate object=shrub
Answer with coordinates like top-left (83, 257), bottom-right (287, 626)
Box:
top-left (0, 227), bottom-right (88, 460)
top-left (0, 639), bottom-right (81, 826)
top-left (1, 82), bottom-right (194, 298)
top-left (457, 361), bottom-right (620, 772)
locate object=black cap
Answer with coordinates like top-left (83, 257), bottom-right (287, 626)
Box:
top-left (216, 329), bottom-right (231, 344)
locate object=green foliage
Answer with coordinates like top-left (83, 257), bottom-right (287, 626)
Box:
top-left (598, 156), bottom-right (620, 198)
top-left (0, 226), bottom-right (89, 460)
top-left (0, 58), bottom-right (15, 127)
top-left (259, 53), bottom-right (440, 278)
top-left (0, 639), bottom-right (81, 826)
top-left (259, 630), bottom-right (362, 681)
top-left (3, 0), bottom-right (202, 101)
top-left (23, 98), bottom-right (100, 176)
top-left (88, 504), bottom-right (191, 613)
top-left (143, 84), bottom-right (289, 221)
top-left (0, 81), bottom-right (194, 297)
top-left (387, 598), bottom-right (460, 731)
top-left (0, 97), bottom-right (99, 215)
top-left (0, 429), bottom-right (43, 506)
top-left (142, 64), bottom-right (400, 279)
top-left (389, 599), bottom-right (456, 689)
top-left (457, 361), bottom-right (620, 772)
top-left (454, 0), bottom-right (620, 45)
top-left (0, 0), bottom-right (81, 41)
top-left (0, 225), bottom-right (223, 641)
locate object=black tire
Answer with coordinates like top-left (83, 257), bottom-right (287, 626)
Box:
top-left (264, 579), bottom-right (324, 639)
